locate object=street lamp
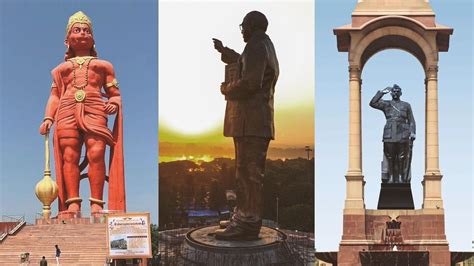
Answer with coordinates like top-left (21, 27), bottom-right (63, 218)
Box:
top-left (304, 146), bottom-right (312, 160)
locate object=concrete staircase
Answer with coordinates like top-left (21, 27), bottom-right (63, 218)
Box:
top-left (0, 223), bottom-right (107, 265)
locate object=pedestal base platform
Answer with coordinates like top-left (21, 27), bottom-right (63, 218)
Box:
top-left (57, 210), bottom-right (82, 219)
top-left (338, 209), bottom-right (449, 265)
top-left (360, 251), bottom-right (429, 265)
top-left (377, 183), bottom-right (414, 209)
top-left (182, 225), bottom-right (295, 265)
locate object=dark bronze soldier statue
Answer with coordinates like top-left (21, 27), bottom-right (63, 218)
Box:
top-left (212, 11), bottom-right (279, 240)
top-left (370, 84), bottom-right (416, 184)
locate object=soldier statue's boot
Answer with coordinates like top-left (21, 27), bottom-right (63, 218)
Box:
top-left (388, 175), bottom-right (394, 184)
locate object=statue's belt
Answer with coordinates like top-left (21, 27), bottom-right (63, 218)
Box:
top-left (57, 92), bottom-right (107, 121)
top-left (385, 117), bottom-right (408, 122)
top-left (72, 90), bottom-right (105, 103)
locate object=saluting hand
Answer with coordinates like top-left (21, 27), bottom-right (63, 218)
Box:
top-left (381, 87), bottom-right (392, 94)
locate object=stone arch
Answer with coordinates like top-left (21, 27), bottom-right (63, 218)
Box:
top-left (347, 16), bottom-right (439, 72)
top-left (335, 3), bottom-right (453, 263)
top-left (334, 8), bottom-right (452, 214)
top-left (350, 25), bottom-right (437, 73)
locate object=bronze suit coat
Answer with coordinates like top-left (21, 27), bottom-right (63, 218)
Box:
top-left (370, 91), bottom-right (416, 143)
top-left (220, 31), bottom-right (279, 139)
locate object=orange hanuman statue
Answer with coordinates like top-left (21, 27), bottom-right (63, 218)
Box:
top-left (39, 11), bottom-right (125, 215)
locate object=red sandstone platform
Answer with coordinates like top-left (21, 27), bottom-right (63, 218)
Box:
top-left (338, 209), bottom-right (450, 265)
top-left (0, 221), bottom-right (107, 265)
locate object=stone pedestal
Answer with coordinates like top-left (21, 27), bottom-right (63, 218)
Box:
top-left (338, 209), bottom-right (449, 266)
top-left (35, 216), bottom-right (91, 225)
top-left (360, 251), bottom-right (429, 265)
top-left (377, 183), bottom-right (414, 210)
top-left (181, 225), bottom-right (294, 265)
top-left (332, 1), bottom-right (454, 265)
top-left (35, 211), bottom-right (121, 225)
top-left (57, 210), bottom-right (81, 219)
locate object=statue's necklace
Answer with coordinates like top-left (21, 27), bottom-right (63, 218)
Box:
top-left (73, 56), bottom-right (95, 69)
top-left (69, 57), bottom-right (95, 101)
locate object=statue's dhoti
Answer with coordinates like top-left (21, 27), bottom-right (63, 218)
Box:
top-left (51, 74), bottom-right (125, 212)
top-left (232, 136), bottom-right (270, 233)
top-left (56, 91), bottom-right (114, 145)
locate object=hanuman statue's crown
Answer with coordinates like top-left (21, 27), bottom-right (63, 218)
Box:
top-left (66, 11), bottom-right (93, 36)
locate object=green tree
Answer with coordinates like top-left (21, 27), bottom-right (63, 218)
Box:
top-left (150, 224), bottom-right (159, 257)
top-left (209, 179), bottom-right (225, 211)
top-left (279, 204), bottom-right (314, 232)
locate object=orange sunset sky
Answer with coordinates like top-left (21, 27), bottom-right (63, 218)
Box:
top-left (158, 1), bottom-right (314, 162)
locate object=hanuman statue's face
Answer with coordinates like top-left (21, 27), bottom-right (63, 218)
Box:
top-left (65, 23), bottom-right (94, 51)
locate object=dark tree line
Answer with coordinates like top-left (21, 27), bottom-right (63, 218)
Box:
top-left (159, 158), bottom-right (314, 232)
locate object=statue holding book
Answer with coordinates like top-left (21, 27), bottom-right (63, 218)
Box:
top-left (212, 11), bottom-right (279, 240)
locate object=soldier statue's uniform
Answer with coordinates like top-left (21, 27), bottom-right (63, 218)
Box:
top-left (370, 85), bottom-right (416, 183)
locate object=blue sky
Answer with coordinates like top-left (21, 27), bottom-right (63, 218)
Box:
top-left (316, 0), bottom-right (473, 251)
top-left (0, 0), bottom-right (158, 223)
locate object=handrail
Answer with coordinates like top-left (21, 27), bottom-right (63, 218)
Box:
top-left (0, 216), bottom-right (26, 243)
top-left (0, 232), bottom-right (7, 242)
top-left (9, 220), bottom-right (26, 235)
top-left (1, 215), bottom-right (25, 223)
top-left (282, 240), bottom-right (305, 265)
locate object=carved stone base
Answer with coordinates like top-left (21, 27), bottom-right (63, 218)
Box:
top-left (57, 210), bottom-right (82, 219)
top-left (359, 251), bottom-right (429, 265)
top-left (36, 216), bottom-right (89, 225)
top-left (377, 183), bottom-right (414, 209)
top-left (338, 209), bottom-right (449, 265)
top-left (181, 225), bottom-right (295, 265)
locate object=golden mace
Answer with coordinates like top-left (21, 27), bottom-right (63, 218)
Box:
top-left (35, 133), bottom-right (59, 219)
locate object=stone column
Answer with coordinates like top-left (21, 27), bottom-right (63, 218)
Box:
top-left (344, 65), bottom-right (365, 212)
top-left (423, 65), bottom-right (443, 209)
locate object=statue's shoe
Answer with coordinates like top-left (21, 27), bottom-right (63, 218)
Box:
top-left (219, 220), bottom-right (231, 229)
top-left (214, 225), bottom-right (260, 241)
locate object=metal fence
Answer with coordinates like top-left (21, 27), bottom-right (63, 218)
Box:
top-left (156, 224), bottom-right (315, 265)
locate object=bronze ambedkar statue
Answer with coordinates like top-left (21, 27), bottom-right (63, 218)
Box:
top-left (370, 85), bottom-right (416, 184)
top-left (212, 11), bottom-right (279, 240)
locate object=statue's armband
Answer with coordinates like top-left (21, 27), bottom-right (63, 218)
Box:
top-left (105, 79), bottom-right (119, 89)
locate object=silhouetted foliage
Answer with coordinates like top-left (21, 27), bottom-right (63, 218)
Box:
top-left (279, 204), bottom-right (314, 232)
top-left (158, 158), bottom-right (314, 231)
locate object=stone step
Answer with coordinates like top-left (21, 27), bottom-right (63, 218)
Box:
top-left (0, 222), bottom-right (108, 265)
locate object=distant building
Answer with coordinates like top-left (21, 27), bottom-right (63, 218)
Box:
top-left (187, 210), bottom-right (219, 227)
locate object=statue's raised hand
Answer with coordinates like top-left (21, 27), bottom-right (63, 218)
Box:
top-left (381, 87), bottom-right (392, 94)
top-left (212, 38), bottom-right (224, 53)
top-left (39, 120), bottom-right (53, 135)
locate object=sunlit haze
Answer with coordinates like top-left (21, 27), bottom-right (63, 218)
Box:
top-left (159, 0), bottom-right (315, 147)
